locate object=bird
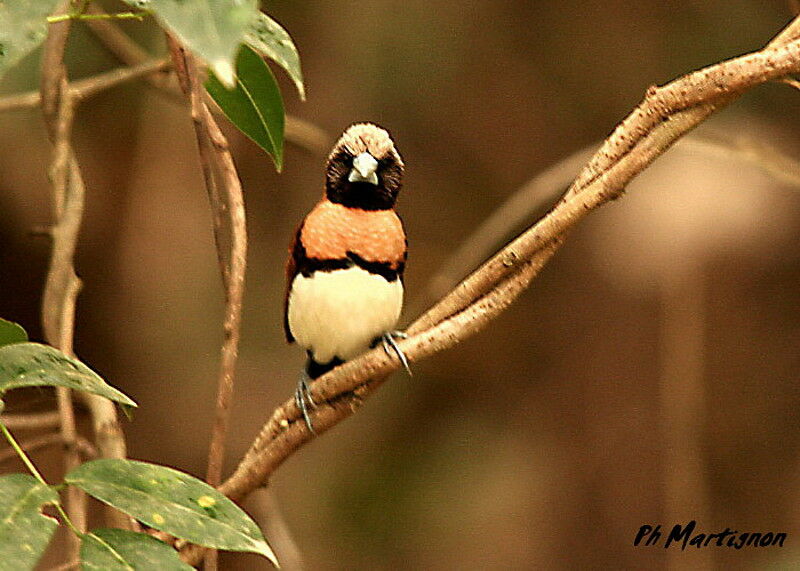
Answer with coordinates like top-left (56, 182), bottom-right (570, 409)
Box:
top-left (285, 123), bottom-right (410, 432)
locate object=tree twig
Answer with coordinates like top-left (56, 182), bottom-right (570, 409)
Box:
top-left (181, 16), bottom-right (800, 564)
top-left (83, 2), bottom-right (174, 92)
top-left (168, 36), bottom-right (248, 488)
top-left (244, 489), bottom-right (305, 570)
top-left (168, 36), bottom-right (249, 570)
top-left (0, 59), bottom-right (169, 113)
top-left (169, 39), bottom-right (231, 284)
top-left (0, 411), bottom-right (62, 430)
top-left (563, 15), bottom-right (800, 205)
top-left (39, 3), bottom-right (86, 556)
top-left (0, 432), bottom-right (97, 465)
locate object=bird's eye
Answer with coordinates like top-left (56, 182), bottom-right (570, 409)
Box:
top-left (330, 150), bottom-right (351, 167)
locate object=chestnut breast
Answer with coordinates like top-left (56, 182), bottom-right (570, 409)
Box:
top-left (300, 200), bottom-right (406, 268)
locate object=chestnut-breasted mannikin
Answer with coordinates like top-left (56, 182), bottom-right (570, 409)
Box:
top-left (285, 123), bottom-right (409, 431)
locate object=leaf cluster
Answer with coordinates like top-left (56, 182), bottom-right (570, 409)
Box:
top-left (0, 319), bottom-right (278, 568)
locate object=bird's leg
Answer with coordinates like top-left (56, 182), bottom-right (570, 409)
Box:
top-left (380, 330), bottom-right (412, 376)
top-left (294, 371), bottom-right (317, 434)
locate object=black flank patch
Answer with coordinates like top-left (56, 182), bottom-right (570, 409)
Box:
top-left (346, 251), bottom-right (402, 282)
top-left (306, 355), bottom-right (345, 379)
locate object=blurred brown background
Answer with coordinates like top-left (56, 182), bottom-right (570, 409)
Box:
top-left (2, 1), bottom-right (800, 569)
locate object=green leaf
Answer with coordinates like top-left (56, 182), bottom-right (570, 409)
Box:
top-left (0, 343), bottom-right (136, 409)
top-left (65, 459), bottom-right (278, 566)
top-left (206, 44), bottom-right (285, 170)
top-left (122, 0), bottom-right (259, 88)
top-left (0, 319), bottom-right (27, 348)
top-left (80, 528), bottom-right (193, 570)
top-left (0, 474), bottom-right (59, 571)
top-left (0, 1), bottom-right (60, 80)
top-left (245, 12), bottom-right (305, 100)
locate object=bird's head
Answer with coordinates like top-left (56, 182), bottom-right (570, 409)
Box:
top-left (325, 123), bottom-right (404, 210)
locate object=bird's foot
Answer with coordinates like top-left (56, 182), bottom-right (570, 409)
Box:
top-left (294, 372), bottom-right (317, 434)
top-left (381, 330), bottom-right (412, 376)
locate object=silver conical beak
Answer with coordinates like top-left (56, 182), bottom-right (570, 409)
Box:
top-left (348, 152), bottom-right (379, 185)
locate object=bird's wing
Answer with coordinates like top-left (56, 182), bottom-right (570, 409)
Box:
top-left (284, 222), bottom-right (305, 343)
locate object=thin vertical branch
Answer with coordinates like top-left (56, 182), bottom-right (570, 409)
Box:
top-left (168, 37), bottom-right (248, 570)
top-left (40, 2), bottom-right (134, 536)
top-left (167, 37), bottom-right (247, 489)
top-left (167, 38), bottom-right (230, 286)
top-left (39, 3), bottom-right (86, 557)
top-left (200, 77), bottom-right (247, 493)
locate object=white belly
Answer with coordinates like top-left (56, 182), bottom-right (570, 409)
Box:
top-left (288, 266), bottom-right (403, 363)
